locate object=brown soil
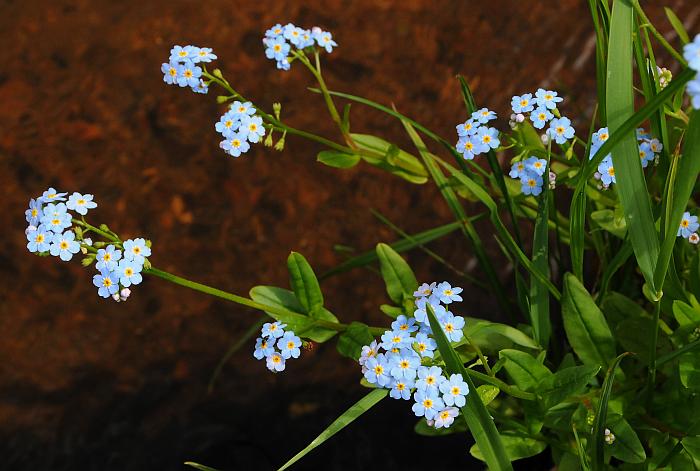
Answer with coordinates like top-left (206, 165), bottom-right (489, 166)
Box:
top-left (1, 0), bottom-right (697, 469)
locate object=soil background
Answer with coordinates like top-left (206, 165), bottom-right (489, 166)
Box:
top-left (1, 0), bottom-right (697, 470)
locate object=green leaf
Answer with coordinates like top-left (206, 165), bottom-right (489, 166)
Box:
top-left (591, 209), bottom-right (627, 239)
top-left (680, 352), bottom-right (700, 389)
top-left (477, 384), bottom-right (500, 406)
top-left (673, 300), bottom-right (700, 327)
top-left (590, 353), bottom-right (631, 471)
top-left (665, 7), bottom-right (690, 44)
top-left (320, 221), bottom-right (461, 279)
top-left (464, 318), bottom-right (539, 351)
top-left (425, 304), bottom-right (513, 471)
top-left (499, 349), bottom-right (552, 392)
top-left (601, 291), bottom-right (646, 331)
top-left (562, 273), bottom-right (616, 368)
top-left (376, 243), bottom-right (418, 304)
top-left (249, 286), bottom-right (337, 342)
top-left (277, 389), bottom-right (388, 471)
top-left (470, 435), bottom-right (547, 462)
top-left (682, 436), bottom-right (700, 459)
top-left (607, 414), bottom-right (647, 463)
top-left (316, 150), bottom-right (360, 168)
top-left (538, 365), bottom-right (600, 409)
top-left (184, 462), bottom-right (221, 471)
top-left (287, 252), bottom-right (324, 313)
top-left (655, 112), bottom-right (700, 291)
top-left (350, 133), bottom-right (428, 184)
top-left (336, 322), bottom-right (374, 360)
top-left (606, 0), bottom-right (660, 293)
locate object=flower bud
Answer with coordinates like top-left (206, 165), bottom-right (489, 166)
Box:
top-left (264, 132), bottom-right (274, 147)
top-left (216, 95), bottom-right (230, 104)
top-left (212, 68), bottom-right (224, 79)
top-left (83, 238), bottom-right (93, 246)
top-left (690, 233), bottom-right (700, 245)
top-left (274, 136), bottom-right (286, 151)
top-left (515, 113), bottom-right (525, 123)
top-left (120, 288), bottom-right (131, 301)
top-left (25, 225), bottom-right (37, 235)
top-left (112, 293), bottom-right (121, 302)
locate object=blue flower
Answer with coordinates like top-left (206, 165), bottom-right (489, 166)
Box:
top-left (435, 281), bottom-right (463, 304)
top-left (93, 268), bottom-right (119, 298)
top-left (511, 93), bottom-right (534, 113)
top-left (40, 203), bottom-right (72, 233)
top-left (359, 340), bottom-right (379, 368)
top-left (456, 118), bottom-right (478, 137)
top-left (471, 108), bottom-right (497, 124)
top-left (26, 226), bottom-right (52, 253)
top-left (123, 238), bottom-right (151, 265)
top-left (413, 299), bottom-right (446, 325)
top-left (639, 142), bottom-right (654, 168)
top-left (520, 172), bottom-right (544, 196)
top-left (380, 329), bottom-right (411, 351)
top-left (283, 23), bottom-right (304, 47)
top-left (220, 133), bottom-right (251, 157)
top-left (39, 187), bottom-right (67, 203)
top-left (440, 313), bottom-right (465, 342)
top-left (66, 192), bottom-right (97, 216)
top-left (192, 47), bottom-right (217, 63)
top-left (547, 117), bottom-right (575, 144)
top-left (262, 321), bottom-right (287, 339)
top-left (439, 373), bottom-right (469, 407)
top-left (253, 337), bottom-right (275, 360)
top-left (412, 389), bottom-right (445, 420)
top-left (592, 127), bottom-right (610, 147)
top-left (277, 331), bottom-right (302, 359)
top-left (413, 332), bottom-right (437, 358)
top-left (535, 88), bottom-right (563, 109)
top-left (176, 61), bottom-right (202, 88)
top-left (679, 211), bottom-right (700, 238)
top-left (598, 156), bottom-right (616, 186)
top-left (161, 61), bottom-right (179, 85)
top-left (266, 352), bottom-right (286, 372)
top-left (25, 198), bottom-right (42, 226)
top-left (475, 126), bottom-right (500, 153)
top-left (117, 259), bottom-right (143, 287)
top-left (530, 106), bottom-right (553, 129)
top-left (389, 349), bottom-right (421, 380)
top-left (414, 282), bottom-right (437, 298)
top-left (683, 34), bottom-right (700, 71)
top-left (434, 407), bottom-right (459, 428)
top-left (635, 128), bottom-right (651, 141)
top-left (524, 156), bottom-right (547, 176)
top-left (96, 244), bottom-right (122, 271)
top-left (389, 377), bottom-right (415, 400)
top-left (229, 101), bottom-right (256, 120)
top-left (364, 353), bottom-right (392, 387)
top-left (240, 115), bottom-right (266, 143)
top-left (647, 138), bottom-right (663, 154)
top-left (298, 29), bottom-right (315, 49)
top-left (391, 315), bottom-right (419, 334)
top-left (276, 58), bottom-right (291, 71)
top-left (509, 161), bottom-right (527, 179)
top-left (265, 24), bottom-right (285, 39)
top-left (215, 111), bottom-right (240, 137)
top-left (169, 45), bottom-right (195, 63)
top-left (313, 29), bottom-right (337, 53)
top-left (265, 36), bottom-right (291, 61)
top-left (456, 135), bottom-right (480, 160)
top-left (191, 79), bottom-right (208, 94)
top-left (416, 365), bottom-right (446, 393)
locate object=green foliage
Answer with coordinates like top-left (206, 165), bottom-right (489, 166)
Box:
top-left (336, 322), bottom-right (374, 360)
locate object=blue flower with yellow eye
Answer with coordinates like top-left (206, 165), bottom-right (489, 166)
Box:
top-left (391, 315), bottom-right (419, 333)
top-left (221, 132), bottom-right (251, 157)
top-left (123, 238), bottom-right (151, 265)
top-left (283, 23), bottom-right (304, 47)
top-left (40, 203), bottom-right (72, 233)
top-left (415, 365), bottom-right (446, 393)
top-left (240, 115), bottom-right (266, 143)
top-left (547, 117), bottom-right (575, 144)
top-left (598, 156), bottom-right (616, 186)
top-left (265, 24), bottom-right (285, 39)
top-left (253, 337), bottom-right (275, 360)
top-left (265, 36), bottom-right (290, 61)
top-left (161, 61), bottom-right (179, 85)
top-left (389, 377), bottom-right (414, 400)
top-left (412, 389), bottom-right (445, 420)
top-left (169, 45), bottom-right (195, 63)
top-left (524, 156), bottom-right (547, 176)
top-left (66, 192), bottom-right (97, 216)
top-left (266, 351), bottom-right (286, 372)
top-left (509, 160), bottom-right (527, 179)
top-left (475, 126), bottom-right (500, 153)
top-left (389, 349), bottom-right (421, 380)
top-left (364, 353), bottom-right (392, 387)
top-left (49, 230), bottom-right (80, 261)
top-left (439, 313), bottom-right (465, 342)
top-left (439, 373), bottom-right (469, 407)
top-left (192, 47), bottom-right (217, 63)
top-left (530, 106), bottom-right (553, 129)
top-left (176, 61), bottom-right (202, 88)
top-left (434, 407), bottom-right (459, 428)
top-left (262, 321), bottom-right (287, 339)
top-left (39, 187), bottom-right (67, 203)
top-left (314, 30), bottom-right (337, 53)
top-left (520, 172), bottom-right (544, 196)
top-left (277, 331), bottom-right (302, 359)
top-left (229, 101), bottom-right (256, 120)
top-left (639, 142), bottom-right (654, 168)
top-left (381, 329), bottom-right (411, 351)
top-left (215, 111), bottom-right (240, 137)
top-left (117, 259), bottom-right (143, 287)
top-left (457, 135), bottom-right (479, 160)
top-left (456, 118), bottom-right (478, 137)
top-left (511, 93), bottom-right (534, 113)
top-left (471, 108), bottom-right (496, 124)
top-left (679, 211), bottom-right (699, 238)
top-left (413, 332), bottom-right (437, 358)
top-left (93, 268), bottom-right (119, 298)
top-left (25, 198), bottom-right (42, 226)
top-left (96, 244), bottom-right (122, 271)
top-left (26, 226), bottom-right (52, 253)
top-left (535, 88), bottom-right (563, 109)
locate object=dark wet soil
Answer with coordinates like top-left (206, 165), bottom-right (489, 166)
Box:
top-left (1, 0), bottom-right (698, 469)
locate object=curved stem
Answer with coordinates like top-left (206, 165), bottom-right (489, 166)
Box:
top-left (72, 219), bottom-right (120, 243)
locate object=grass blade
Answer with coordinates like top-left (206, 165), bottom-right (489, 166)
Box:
top-left (654, 112), bottom-right (700, 290)
top-left (425, 304), bottom-right (513, 471)
top-left (606, 0), bottom-right (660, 294)
top-left (277, 389), bottom-right (388, 471)
top-left (665, 7), bottom-right (690, 44)
top-left (530, 162), bottom-right (552, 347)
top-left (399, 117), bottom-right (514, 318)
top-left (185, 463), bottom-right (222, 471)
top-left (590, 353), bottom-right (632, 471)
top-left (320, 221), bottom-right (463, 279)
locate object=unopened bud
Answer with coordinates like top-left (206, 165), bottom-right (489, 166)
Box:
top-left (212, 68), bottom-right (224, 79)
top-left (515, 113), bottom-right (525, 123)
top-left (273, 102), bottom-right (282, 120)
top-left (120, 288), bottom-right (131, 301)
top-left (112, 293), bottom-right (121, 302)
top-left (83, 238), bottom-right (93, 246)
top-left (541, 133), bottom-right (551, 145)
top-left (264, 132), bottom-right (274, 147)
top-left (689, 233), bottom-right (700, 245)
top-left (216, 95), bottom-right (230, 104)
top-left (274, 135), bottom-right (286, 151)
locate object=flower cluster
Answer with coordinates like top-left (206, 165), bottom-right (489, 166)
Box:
top-left (253, 322), bottom-right (303, 373)
top-left (358, 281), bottom-right (469, 429)
top-left (684, 34), bottom-right (700, 107)
top-left (216, 101), bottom-right (266, 158)
top-left (508, 157), bottom-right (549, 196)
top-left (25, 188), bottom-right (151, 302)
top-left (455, 108), bottom-right (500, 160)
top-left (590, 127), bottom-right (662, 189)
top-left (161, 45), bottom-right (217, 94)
top-left (678, 211), bottom-right (700, 244)
top-left (263, 23), bottom-right (337, 71)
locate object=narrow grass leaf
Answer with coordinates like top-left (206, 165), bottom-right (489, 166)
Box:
top-left (277, 389), bottom-right (388, 471)
top-left (185, 463), bottom-right (221, 471)
top-left (664, 7), bottom-right (690, 44)
top-left (530, 178), bottom-right (551, 346)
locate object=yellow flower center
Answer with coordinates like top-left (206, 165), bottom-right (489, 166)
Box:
top-left (374, 365), bottom-right (384, 375)
top-left (418, 343), bottom-right (426, 352)
top-left (249, 123), bottom-right (257, 131)
top-left (60, 241), bottom-right (68, 249)
top-left (232, 139), bottom-right (241, 148)
top-left (545, 94), bottom-right (553, 100)
top-left (36, 234), bottom-right (45, 243)
top-left (445, 323), bottom-right (454, 332)
top-left (396, 383), bottom-right (405, 391)
top-left (451, 386), bottom-right (460, 395)
top-left (556, 126), bottom-right (565, 135)
top-left (103, 253), bottom-right (111, 261)
top-left (400, 360), bottom-right (409, 368)
top-left (483, 135), bottom-right (491, 143)
top-left (287, 341), bottom-right (295, 349)
top-left (399, 324), bottom-right (408, 331)
top-left (520, 99), bottom-right (528, 106)
top-left (682, 220), bottom-right (690, 227)
top-left (444, 289), bottom-right (452, 296)
top-left (78, 199), bottom-right (86, 205)
top-left (169, 68), bottom-right (177, 77)
top-left (178, 50), bottom-right (188, 57)
top-left (274, 45), bottom-right (281, 52)
top-left (528, 179), bottom-right (537, 187)
top-left (608, 167), bottom-right (615, 177)
top-left (600, 133), bottom-right (609, 141)
top-left (31, 209), bottom-right (38, 217)
top-left (423, 399), bottom-right (433, 408)
top-left (272, 354), bottom-right (281, 364)
top-left (102, 278), bottom-right (112, 287)
top-left (426, 376), bottom-right (435, 385)
top-left (133, 246), bottom-right (141, 254)
top-left (440, 411), bottom-right (450, 420)
top-left (184, 70), bottom-right (193, 78)
top-left (125, 268), bottom-right (134, 276)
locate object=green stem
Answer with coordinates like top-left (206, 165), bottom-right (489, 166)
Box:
top-left (632, 0), bottom-right (688, 66)
top-left (72, 219), bottom-right (120, 243)
top-left (646, 300), bottom-right (661, 407)
top-left (466, 369), bottom-right (536, 401)
top-left (657, 338), bottom-right (700, 366)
